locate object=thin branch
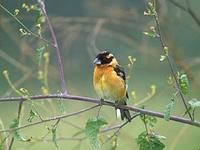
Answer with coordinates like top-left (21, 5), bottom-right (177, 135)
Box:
top-left (153, 2), bottom-right (193, 120)
top-left (0, 3), bottom-right (52, 46)
top-left (8, 100), bottom-right (24, 149)
top-left (103, 113), bottom-right (140, 144)
top-left (167, 0), bottom-right (200, 27)
top-left (37, 0), bottom-right (68, 95)
top-left (0, 94), bottom-right (199, 127)
top-left (0, 104), bottom-right (99, 133)
top-left (33, 136), bottom-right (86, 142)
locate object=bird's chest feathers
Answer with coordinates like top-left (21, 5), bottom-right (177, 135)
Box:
top-left (93, 66), bottom-right (125, 100)
top-left (93, 67), bottom-right (112, 98)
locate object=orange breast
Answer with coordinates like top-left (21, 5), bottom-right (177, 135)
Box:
top-left (93, 66), bottom-right (126, 101)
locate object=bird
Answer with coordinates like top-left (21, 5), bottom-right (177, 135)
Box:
top-left (93, 51), bottom-right (131, 122)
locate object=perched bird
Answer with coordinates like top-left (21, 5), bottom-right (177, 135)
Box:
top-left (93, 51), bottom-right (131, 122)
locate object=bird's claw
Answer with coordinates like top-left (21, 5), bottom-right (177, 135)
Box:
top-left (99, 98), bottom-right (104, 106)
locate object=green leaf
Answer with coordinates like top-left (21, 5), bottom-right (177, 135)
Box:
top-left (58, 99), bottom-right (65, 114)
top-left (85, 117), bottom-right (107, 150)
top-left (136, 131), bottom-right (165, 150)
top-left (188, 99), bottom-right (200, 109)
top-left (34, 11), bottom-right (45, 24)
top-left (144, 2), bottom-right (156, 16)
top-left (27, 110), bottom-right (37, 122)
top-left (52, 126), bottom-right (58, 147)
top-left (159, 55), bottom-right (166, 62)
top-left (140, 114), bottom-right (157, 127)
top-left (36, 46), bottom-right (45, 65)
top-left (9, 119), bottom-right (28, 141)
top-left (179, 73), bottom-right (189, 95)
top-left (163, 99), bottom-right (175, 121)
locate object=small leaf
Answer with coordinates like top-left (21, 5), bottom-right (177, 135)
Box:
top-left (163, 99), bottom-right (175, 121)
top-left (136, 131), bottom-right (165, 150)
top-left (188, 99), bottom-right (200, 109)
top-left (35, 11), bottom-right (45, 24)
top-left (14, 9), bottom-right (19, 16)
top-left (9, 119), bottom-right (28, 141)
top-left (85, 117), bottom-right (107, 150)
top-left (152, 132), bottom-right (166, 140)
top-left (178, 73), bottom-right (189, 95)
top-left (19, 28), bottom-right (30, 36)
top-left (140, 114), bottom-right (157, 127)
top-left (52, 126), bottom-right (58, 147)
top-left (160, 55), bottom-right (166, 62)
top-left (27, 110), bottom-right (37, 122)
top-left (58, 99), bottom-right (65, 114)
top-left (144, 2), bottom-right (156, 16)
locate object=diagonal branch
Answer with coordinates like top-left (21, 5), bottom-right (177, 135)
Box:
top-left (167, 0), bottom-right (200, 27)
top-left (0, 3), bottom-right (52, 46)
top-left (37, 0), bottom-right (68, 95)
top-left (0, 104), bottom-right (99, 133)
top-left (0, 94), bottom-right (199, 127)
top-left (153, 2), bottom-right (193, 120)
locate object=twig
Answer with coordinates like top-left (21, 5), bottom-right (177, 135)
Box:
top-left (37, 0), bottom-right (67, 95)
top-left (33, 136), bottom-right (86, 142)
top-left (0, 94), bottom-right (199, 127)
top-left (167, 0), bottom-right (200, 27)
top-left (0, 104), bottom-right (99, 133)
top-left (0, 3), bottom-right (52, 46)
top-left (103, 113), bottom-right (140, 144)
top-left (8, 101), bottom-right (24, 150)
top-left (153, 2), bottom-right (193, 120)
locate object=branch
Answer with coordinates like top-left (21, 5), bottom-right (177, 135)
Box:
top-left (0, 3), bottom-right (52, 46)
top-left (153, 2), bottom-right (193, 120)
top-left (0, 104), bottom-right (99, 133)
top-left (0, 94), bottom-right (199, 127)
top-left (102, 113), bottom-right (140, 144)
top-left (37, 0), bottom-right (68, 95)
top-left (167, 0), bottom-right (200, 27)
top-left (8, 98), bottom-right (24, 149)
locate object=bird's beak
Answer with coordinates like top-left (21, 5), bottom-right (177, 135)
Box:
top-left (93, 58), bottom-right (101, 65)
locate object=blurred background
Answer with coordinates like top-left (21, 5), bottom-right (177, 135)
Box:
top-left (0, 0), bottom-right (200, 149)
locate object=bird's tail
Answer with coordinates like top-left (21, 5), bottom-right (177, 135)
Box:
top-left (116, 101), bottom-right (131, 122)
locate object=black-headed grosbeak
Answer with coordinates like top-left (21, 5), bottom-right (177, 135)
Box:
top-left (93, 51), bottom-right (131, 122)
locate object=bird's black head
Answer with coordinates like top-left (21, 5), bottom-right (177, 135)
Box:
top-left (93, 51), bottom-right (114, 65)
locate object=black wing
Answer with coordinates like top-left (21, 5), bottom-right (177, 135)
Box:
top-left (114, 65), bottom-right (129, 99)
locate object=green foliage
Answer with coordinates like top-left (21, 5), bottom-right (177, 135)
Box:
top-left (160, 47), bottom-right (168, 62)
top-left (9, 118), bottom-right (30, 141)
top-left (52, 126), bottom-right (58, 147)
top-left (186, 99), bottom-right (200, 120)
top-left (27, 110), bottom-right (37, 122)
top-left (188, 99), bottom-right (200, 109)
top-left (178, 73), bottom-right (189, 95)
top-left (144, 2), bottom-right (156, 16)
top-left (58, 98), bottom-right (65, 114)
top-left (85, 117), bottom-right (107, 150)
top-left (136, 131), bottom-right (165, 150)
top-left (36, 45), bottom-right (46, 65)
top-left (159, 55), bottom-right (166, 62)
top-left (140, 114), bottom-right (157, 127)
top-left (163, 99), bottom-right (175, 121)
top-left (143, 26), bottom-right (158, 38)
top-left (34, 11), bottom-right (45, 24)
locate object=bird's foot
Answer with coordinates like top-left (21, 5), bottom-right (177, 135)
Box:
top-left (114, 102), bottom-right (120, 109)
top-left (99, 98), bottom-right (104, 106)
